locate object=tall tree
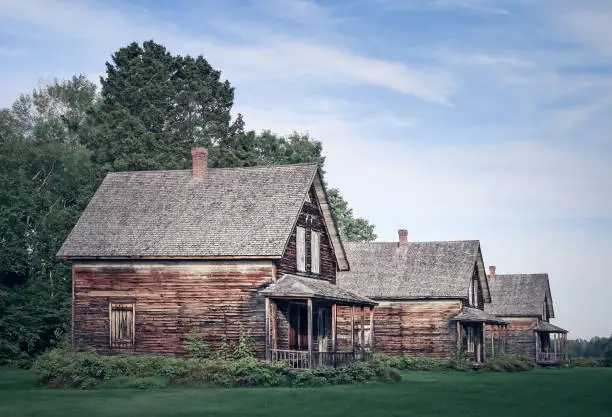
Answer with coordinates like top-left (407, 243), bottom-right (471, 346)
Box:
top-left (327, 188), bottom-right (377, 242)
top-left (85, 40), bottom-right (243, 171)
top-left (0, 79), bottom-right (99, 363)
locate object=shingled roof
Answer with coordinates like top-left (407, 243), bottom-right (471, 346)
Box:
top-left (260, 274), bottom-right (376, 306)
top-left (484, 274), bottom-right (554, 318)
top-left (451, 307), bottom-right (507, 325)
top-left (337, 240), bottom-right (490, 300)
top-left (57, 162), bottom-right (347, 268)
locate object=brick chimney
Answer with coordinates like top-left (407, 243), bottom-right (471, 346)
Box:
top-left (191, 147), bottom-right (207, 177)
top-left (489, 265), bottom-right (496, 280)
top-left (398, 229), bottom-right (408, 248)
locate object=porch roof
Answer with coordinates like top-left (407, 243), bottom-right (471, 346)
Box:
top-left (451, 307), bottom-right (507, 325)
top-left (260, 274), bottom-right (376, 306)
top-left (534, 321), bottom-right (568, 333)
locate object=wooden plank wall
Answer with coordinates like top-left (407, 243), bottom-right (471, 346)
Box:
top-left (277, 185), bottom-right (337, 283)
top-left (489, 317), bottom-right (538, 359)
top-left (338, 300), bottom-right (463, 359)
top-left (73, 260), bottom-right (274, 357)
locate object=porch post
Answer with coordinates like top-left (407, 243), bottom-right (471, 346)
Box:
top-left (456, 321), bottom-right (462, 355)
top-left (307, 298), bottom-right (313, 370)
top-left (482, 322), bottom-right (486, 362)
top-left (360, 306), bottom-right (365, 358)
top-left (491, 326), bottom-right (495, 357)
top-left (265, 297), bottom-right (271, 361)
top-left (534, 331), bottom-right (539, 361)
top-left (351, 306), bottom-right (355, 354)
top-left (332, 303), bottom-right (337, 367)
top-left (271, 303), bottom-right (278, 350)
top-left (369, 306), bottom-right (375, 354)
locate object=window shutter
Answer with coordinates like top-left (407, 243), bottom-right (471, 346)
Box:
top-left (311, 231), bottom-right (320, 274)
top-left (296, 226), bottom-right (306, 272)
top-left (109, 301), bottom-right (135, 348)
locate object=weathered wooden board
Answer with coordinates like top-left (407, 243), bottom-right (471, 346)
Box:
top-left (487, 317), bottom-right (538, 359)
top-left (277, 185), bottom-right (337, 283)
top-left (73, 260), bottom-right (274, 358)
top-left (338, 300), bottom-right (463, 360)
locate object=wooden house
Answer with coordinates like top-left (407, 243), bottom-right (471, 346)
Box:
top-left (56, 148), bottom-right (375, 369)
top-left (485, 270), bottom-right (568, 364)
top-left (337, 230), bottom-right (506, 363)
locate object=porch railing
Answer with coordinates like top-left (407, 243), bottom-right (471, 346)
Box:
top-left (270, 349), bottom-right (373, 370)
top-left (537, 352), bottom-right (568, 363)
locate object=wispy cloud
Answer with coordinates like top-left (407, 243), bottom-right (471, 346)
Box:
top-left (377, 0), bottom-right (513, 15)
top-left (0, 0), bottom-right (454, 104)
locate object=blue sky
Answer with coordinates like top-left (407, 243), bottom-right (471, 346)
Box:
top-left (1, 0), bottom-right (611, 338)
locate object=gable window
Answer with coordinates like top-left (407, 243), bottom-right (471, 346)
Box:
top-left (109, 300), bottom-right (135, 348)
top-left (296, 226), bottom-right (306, 272)
top-left (468, 280), bottom-right (474, 306)
top-left (311, 231), bottom-right (320, 274)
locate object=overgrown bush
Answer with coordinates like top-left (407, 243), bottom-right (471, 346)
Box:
top-left (570, 357), bottom-right (607, 368)
top-left (480, 355), bottom-right (536, 372)
top-left (32, 347), bottom-right (401, 389)
top-left (374, 354), bottom-right (472, 371)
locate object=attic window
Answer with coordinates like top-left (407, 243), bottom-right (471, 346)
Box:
top-left (311, 231), bottom-right (320, 274)
top-left (296, 226), bottom-right (306, 272)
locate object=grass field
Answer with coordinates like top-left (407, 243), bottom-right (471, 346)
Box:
top-left (1, 367), bottom-right (611, 417)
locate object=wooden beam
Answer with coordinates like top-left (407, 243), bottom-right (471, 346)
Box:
top-left (272, 302), bottom-right (278, 350)
top-left (351, 306), bottom-right (355, 353)
top-left (456, 321), bottom-right (461, 355)
top-left (360, 306), bottom-right (365, 355)
top-left (308, 298), bottom-right (313, 369)
top-left (481, 322), bottom-right (486, 362)
top-left (265, 297), bottom-right (271, 361)
top-left (369, 306), bottom-right (375, 353)
top-left (71, 266), bottom-right (75, 348)
top-left (331, 304), bottom-right (337, 353)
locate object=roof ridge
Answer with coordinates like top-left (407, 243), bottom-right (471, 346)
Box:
top-left (107, 163), bottom-right (319, 175)
top-left (347, 239), bottom-right (480, 244)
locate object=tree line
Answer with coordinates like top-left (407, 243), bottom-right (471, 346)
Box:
top-left (0, 40), bottom-right (376, 363)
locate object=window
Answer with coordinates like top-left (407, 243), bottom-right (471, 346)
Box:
top-left (468, 280), bottom-right (474, 306)
top-left (109, 300), bottom-right (135, 348)
top-left (296, 226), bottom-right (306, 272)
top-left (466, 326), bottom-right (475, 353)
top-left (311, 231), bottom-right (320, 274)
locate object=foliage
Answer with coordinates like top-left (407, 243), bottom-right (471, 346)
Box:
top-left (567, 336), bottom-right (612, 363)
top-left (374, 354), bottom-right (471, 371)
top-left (0, 40), bottom-right (377, 363)
top-left (375, 354), bottom-right (535, 372)
top-left (570, 357), bottom-right (607, 368)
top-left (479, 355), bottom-right (536, 372)
top-left (327, 188), bottom-right (377, 242)
top-left (32, 348), bottom-right (400, 389)
top-left (184, 328), bottom-right (211, 359)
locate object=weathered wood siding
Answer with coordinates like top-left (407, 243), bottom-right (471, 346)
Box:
top-left (73, 260), bottom-right (274, 357)
top-left (488, 317), bottom-right (538, 359)
top-left (338, 300), bottom-right (463, 359)
top-left (277, 185), bottom-right (337, 283)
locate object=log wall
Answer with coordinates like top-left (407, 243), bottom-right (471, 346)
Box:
top-left (277, 185), bottom-right (337, 283)
top-left (338, 299), bottom-right (463, 360)
top-left (487, 317), bottom-right (538, 359)
top-left (72, 260), bottom-right (274, 357)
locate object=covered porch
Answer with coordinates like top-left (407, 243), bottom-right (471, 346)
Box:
top-left (452, 307), bottom-right (508, 364)
top-left (261, 274), bottom-right (377, 370)
top-left (534, 322), bottom-right (568, 365)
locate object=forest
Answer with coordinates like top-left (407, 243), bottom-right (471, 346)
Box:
top-left (0, 40), bottom-right (376, 363)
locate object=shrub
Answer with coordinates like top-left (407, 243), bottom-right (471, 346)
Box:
top-left (32, 348), bottom-right (402, 389)
top-left (184, 328), bottom-right (210, 359)
top-left (570, 357), bottom-right (607, 368)
top-left (374, 354), bottom-right (451, 371)
top-left (480, 355), bottom-right (536, 372)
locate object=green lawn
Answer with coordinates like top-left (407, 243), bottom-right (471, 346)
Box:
top-left (1, 367), bottom-right (611, 417)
